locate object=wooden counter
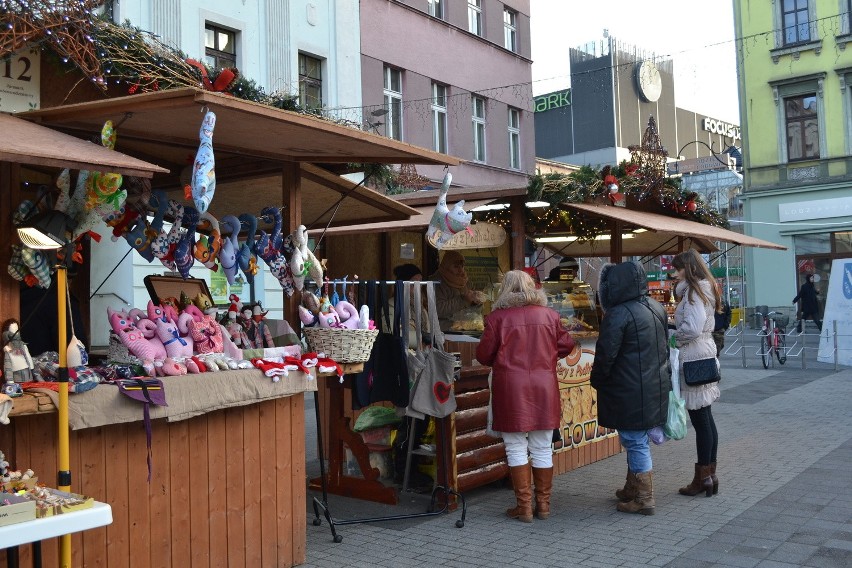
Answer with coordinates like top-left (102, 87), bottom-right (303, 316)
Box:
top-left (0, 378), bottom-right (310, 568)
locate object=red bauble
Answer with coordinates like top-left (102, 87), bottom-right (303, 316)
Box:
top-left (686, 200), bottom-right (697, 212)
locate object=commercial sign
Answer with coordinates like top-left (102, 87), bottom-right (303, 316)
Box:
top-left (779, 196), bottom-right (852, 222)
top-left (702, 117), bottom-right (741, 141)
top-left (555, 346), bottom-right (618, 450)
top-left (0, 48), bottom-right (40, 112)
top-left (534, 89), bottom-right (571, 112)
top-left (668, 154), bottom-right (735, 175)
top-left (441, 222), bottom-right (506, 250)
top-left (818, 259), bottom-right (852, 366)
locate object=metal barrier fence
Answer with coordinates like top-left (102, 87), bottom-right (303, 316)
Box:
top-left (721, 308), bottom-right (850, 370)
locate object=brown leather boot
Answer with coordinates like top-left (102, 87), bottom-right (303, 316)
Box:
top-left (616, 471), bottom-right (654, 515)
top-left (615, 471), bottom-right (637, 502)
top-left (506, 465), bottom-right (533, 522)
top-left (710, 462), bottom-right (719, 495)
top-left (532, 467), bottom-right (554, 519)
top-left (679, 463), bottom-right (714, 497)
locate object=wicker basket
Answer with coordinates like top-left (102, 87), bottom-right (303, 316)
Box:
top-left (303, 328), bottom-right (380, 363)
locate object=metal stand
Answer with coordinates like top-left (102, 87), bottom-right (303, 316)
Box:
top-left (310, 380), bottom-right (466, 543)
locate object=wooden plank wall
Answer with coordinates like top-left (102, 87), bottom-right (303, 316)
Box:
top-left (0, 395), bottom-right (307, 568)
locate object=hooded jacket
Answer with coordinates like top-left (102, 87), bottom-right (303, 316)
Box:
top-left (590, 261), bottom-right (671, 431)
top-left (476, 291), bottom-right (574, 433)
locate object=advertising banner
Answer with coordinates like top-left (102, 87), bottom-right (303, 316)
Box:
top-left (818, 258), bottom-right (852, 366)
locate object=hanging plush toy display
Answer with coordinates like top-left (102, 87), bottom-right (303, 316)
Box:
top-left (218, 215), bottom-right (241, 285)
top-left (151, 200), bottom-right (185, 270)
top-left (236, 213), bottom-right (259, 285)
top-left (194, 212), bottom-right (222, 271)
top-left (256, 207), bottom-right (295, 295)
top-left (174, 207), bottom-right (199, 279)
top-left (426, 171), bottom-right (473, 249)
top-left (72, 121), bottom-right (127, 240)
top-left (185, 110), bottom-right (217, 214)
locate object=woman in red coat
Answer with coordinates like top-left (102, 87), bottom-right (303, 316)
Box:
top-left (476, 270), bottom-right (574, 522)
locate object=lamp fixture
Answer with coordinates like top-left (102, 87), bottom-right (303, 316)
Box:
top-left (471, 203), bottom-right (509, 212)
top-left (525, 201), bottom-right (550, 208)
top-left (16, 210), bottom-right (76, 250)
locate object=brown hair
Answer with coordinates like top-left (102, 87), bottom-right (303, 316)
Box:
top-left (671, 250), bottom-right (722, 312)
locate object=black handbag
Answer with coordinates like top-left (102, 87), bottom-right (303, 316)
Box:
top-left (682, 358), bottom-right (720, 386)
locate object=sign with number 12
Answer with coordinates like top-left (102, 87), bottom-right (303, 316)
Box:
top-left (0, 48), bottom-right (41, 113)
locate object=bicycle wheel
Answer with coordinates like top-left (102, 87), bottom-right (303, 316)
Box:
top-left (761, 333), bottom-right (771, 369)
top-left (776, 329), bottom-right (787, 364)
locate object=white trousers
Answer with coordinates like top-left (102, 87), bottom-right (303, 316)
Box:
top-left (502, 430), bottom-right (554, 468)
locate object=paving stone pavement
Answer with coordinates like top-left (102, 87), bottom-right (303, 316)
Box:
top-left (302, 350), bottom-right (852, 568)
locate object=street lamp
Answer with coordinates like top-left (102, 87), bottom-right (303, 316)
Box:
top-left (16, 209), bottom-right (76, 568)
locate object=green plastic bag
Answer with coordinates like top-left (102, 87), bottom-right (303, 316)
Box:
top-left (352, 406), bottom-right (401, 432)
top-left (664, 347), bottom-right (688, 441)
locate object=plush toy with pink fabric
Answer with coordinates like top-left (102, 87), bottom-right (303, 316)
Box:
top-left (147, 301), bottom-right (194, 358)
top-left (333, 301), bottom-right (361, 329)
top-left (109, 311), bottom-right (166, 362)
top-left (189, 315), bottom-right (224, 354)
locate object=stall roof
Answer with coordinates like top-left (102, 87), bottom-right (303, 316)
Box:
top-left (308, 199), bottom-right (495, 236)
top-left (18, 88), bottom-right (461, 168)
top-left (541, 201), bottom-right (785, 258)
top-left (392, 183), bottom-right (528, 207)
top-left (0, 113), bottom-right (168, 178)
top-left (18, 88), bottom-right (453, 225)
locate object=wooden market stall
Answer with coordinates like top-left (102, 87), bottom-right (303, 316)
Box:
top-left (0, 88), bottom-right (458, 567)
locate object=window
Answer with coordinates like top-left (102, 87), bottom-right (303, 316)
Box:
top-left (204, 24), bottom-right (236, 70)
top-left (472, 96), bottom-right (486, 162)
top-left (468, 0), bottom-right (482, 36)
top-left (428, 0), bottom-right (443, 19)
top-left (508, 107), bottom-right (520, 169)
top-left (432, 83), bottom-right (448, 154)
top-left (785, 94), bottom-right (819, 160)
top-left (781, 0), bottom-right (810, 45)
top-left (298, 53), bottom-right (323, 109)
top-left (504, 8), bottom-right (517, 52)
top-left (383, 66), bottom-right (403, 141)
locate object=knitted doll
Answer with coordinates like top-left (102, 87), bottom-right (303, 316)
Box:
top-left (2, 319), bottom-right (34, 385)
top-left (247, 304), bottom-right (275, 349)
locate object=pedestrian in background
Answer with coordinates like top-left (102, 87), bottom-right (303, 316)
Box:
top-left (793, 273), bottom-right (822, 332)
top-left (591, 261), bottom-right (670, 516)
top-left (476, 270), bottom-right (574, 522)
top-left (671, 250), bottom-right (722, 498)
top-left (712, 292), bottom-right (732, 357)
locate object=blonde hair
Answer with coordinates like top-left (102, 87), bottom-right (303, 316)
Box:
top-left (492, 270), bottom-right (546, 309)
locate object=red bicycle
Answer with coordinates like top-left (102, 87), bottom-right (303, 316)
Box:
top-left (757, 310), bottom-right (787, 368)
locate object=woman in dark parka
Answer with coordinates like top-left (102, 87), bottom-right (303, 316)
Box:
top-left (590, 261), bottom-right (670, 515)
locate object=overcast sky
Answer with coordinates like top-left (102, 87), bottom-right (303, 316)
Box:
top-left (529, 0), bottom-right (740, 124)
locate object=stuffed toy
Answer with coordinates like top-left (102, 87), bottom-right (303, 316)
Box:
top-left (292, 225), bottom-right (323, 285)
top-left (107, 207), bottom-right (140, 242)
top-left (157, 297), bottom-right (181, 324)
top-left (256, 207), bottom-right (295, 295)
top-left (218, 215), bottom-right (241, 285)
top-left (147, 301), bottom-right (194, 357)
top-left (426, 172), bottom-right (473, 249)
top-left (125, 190), bottom-right (169, 262)
top-left (7, 245), bottom-right (28, 282)
top-left (289, 241), bottom-right (307, 292)
top-left (298, 305), bottom-right (319, 328)
top-left (187, 110), bottom-right (217, 214)
top-left (333, 301), bottom-right (361, 329)
top-left (225, 305), bottom-right (251, 348)
top-left (359, 305), bottom-right (371, 330)
top-left (174, 206), bottom-right (199, 279)
top-left (181, 304), bottom-right (205, 323)
top-left (3, 320), bottom-right (34, 384)
top-left (228, 293), bottom-right (243, 314)
top-left (317, 304), bottom-right (341, 328)
top-left (194, 293), bottom-right (218, 317)
top-left (156, 357), bottom-right (187, 376)
top-left (19, 247), bottom-right (51, 289)
top-left (251, 304), bottom-right (275, 348)
top-left (109, 311), bottom-right (166, 363)
top-left (236, 213), bottom-right (259, 285)
top-left (54, 168), bottom-right (73, 215)
top-left (194, 212), bottom-right (222, 271)
top-left (151, 199), bottom-right (184, 270)
top-left (189, 315), bottom-right (224, 354)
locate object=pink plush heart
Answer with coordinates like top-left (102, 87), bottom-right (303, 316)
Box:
top-left (433, 381), bottom-right (451, 404)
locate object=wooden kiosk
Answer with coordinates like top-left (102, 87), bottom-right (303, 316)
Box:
top-left (0, 88), bottom-right (458, 567)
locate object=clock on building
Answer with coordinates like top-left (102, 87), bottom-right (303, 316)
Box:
top-left (635, 60), bottom-right (662, 102)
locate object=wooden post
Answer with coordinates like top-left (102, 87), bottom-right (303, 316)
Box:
top-left (610, 220), bottom-right (623, 263)
top-left (282, 163), bottom-right (301, 327)
top-left (0, 162), bottom-right (21, 322)
top-left (510, 196), bottom-right (525, 269)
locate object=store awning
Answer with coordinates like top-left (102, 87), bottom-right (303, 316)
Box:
top-left (308, 199), bottom-right (495, 236)
top-left (392, 183), bottom-right (528, 207)
top-left (0, 113), bottom-right (168, 178)
top-left (540, 201), bottom-right (785, 258)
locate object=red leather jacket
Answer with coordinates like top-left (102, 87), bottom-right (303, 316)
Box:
top-left (476, 302), bottom-right (574, 433)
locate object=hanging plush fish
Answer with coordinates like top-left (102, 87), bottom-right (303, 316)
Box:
top-left (73, 121), bottom-right (126, 240)
top-left (20, 247), bottom-right (51, 289)
top-left (293, 225), bottom-right (323, 284)
top-left (125, 190), bottom-right (168, 262)
top-left (218, 215), bottom-right (241, 285)
top-left (54, 169), bottom-right (72, 215)
top-left (174, 207), bottom-right (199, 279)
top-left (188, 110), bottom-right (217, 214)
top-left (236, 213), bottom-right (258, 285)
top-left (256, 207), bottom-right (295, 295)
top-left (194, 211), bottom-right (222, 271)
top-left (151, 200), bottom-right (185, 270)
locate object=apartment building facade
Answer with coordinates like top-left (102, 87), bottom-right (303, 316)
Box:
top-left (734, 0), bottom-right (852, 310)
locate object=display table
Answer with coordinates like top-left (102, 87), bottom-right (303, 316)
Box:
top-left (0, 502), bottom-right (112, 549)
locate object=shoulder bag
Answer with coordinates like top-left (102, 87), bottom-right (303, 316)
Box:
top-left (682, 358), bottom-right (720, 386)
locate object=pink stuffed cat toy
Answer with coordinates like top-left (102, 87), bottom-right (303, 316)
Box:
top-left (109, 311), bottom-right (166, 362)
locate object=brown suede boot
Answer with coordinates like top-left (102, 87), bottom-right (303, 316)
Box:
top-left (678, 463), bottom-right (714, 497)
top-left (710, 462), bottom-right (719, 495)
top-left (532, 467), bottom-right (554, 520)
top-left (615, 471), bottom-right (637, 502)
top-left (507, 465), bottom-right (533, 522)
top-left (616, 471), bottom-right (654, 515)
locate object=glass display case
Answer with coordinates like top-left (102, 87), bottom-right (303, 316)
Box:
top-left (648, 281), bottom-right (677, 325)
top-left (541, 279), bottom-right (599, 338)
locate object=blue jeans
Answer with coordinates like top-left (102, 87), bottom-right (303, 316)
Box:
top-left (619, 430), bottom-right (652, 473)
